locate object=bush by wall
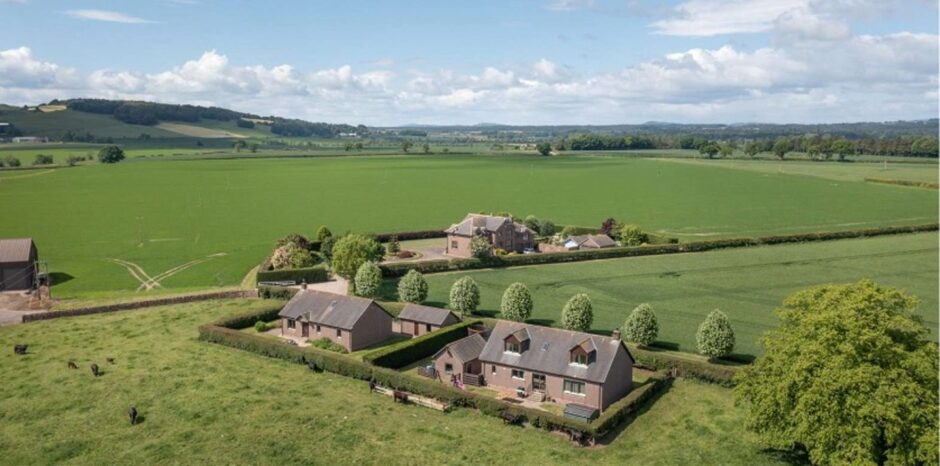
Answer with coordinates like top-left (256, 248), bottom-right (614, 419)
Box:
top-left (374, 230), bottom-right (447, 242)
top-left (257, 285), bottom-right (299, 300)
top-left (363, 320), bottom-right (482, 368)
top-left (256, 263), bottom-right (330, 284)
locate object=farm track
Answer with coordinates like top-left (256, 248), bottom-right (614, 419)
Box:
top-left (106, 253), bottom-right (227, 291)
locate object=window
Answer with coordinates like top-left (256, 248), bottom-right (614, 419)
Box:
top-left (504, 341), bottom-right (521, 354)
top-left (563, 380), bottom-right (585, 395)
top-left (571, 352), bottom-right (588, 366)
top-left (287, 319), bottom-right (295, 329)
top-left (451, 241), bottom-right (458, 249)
top-left (491, 365), bottom-right (497, 375)
top-left (425, 324), bottom-right (432, 332)
top-left (336, 329), bottom-right (342, 338)
top-left (532, 373), bottom-right (546, 391)
top-left (444, 363), bottom-right (453, 373)
top-left (511, 369), bottom-right (525, 380)
top-left (316, 324), bottom-right (321, 333)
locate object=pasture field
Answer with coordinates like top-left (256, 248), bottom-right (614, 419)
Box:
top-left (0, 299), bottom-right (786, 465)
top-left (660, 158), bottom-right (939, 184)
top-left (0, 154), bottom-right (935, 298)
top-left (414, 233), bottom-right (939, 357)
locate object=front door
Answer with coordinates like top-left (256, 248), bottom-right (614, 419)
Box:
top-left (301, 322), bottom-right (309, 338)
top-left (413, 322), bottom-right (420, 335)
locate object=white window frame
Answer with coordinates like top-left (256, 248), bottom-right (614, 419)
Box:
top-left (563, 379), bottom-right (586, 396)
top-left (511, 369), bottom-right (525, 380)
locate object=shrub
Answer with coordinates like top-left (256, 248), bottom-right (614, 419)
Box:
top-left (4, 155), bottom-right (21, 167)
top-left (696, 309), bottom-right (735, 360)
top-left (470, 235), bottom-right (490, 259)
top-left (316, 226), bottom-right (333, 241)
top-left (560, 293), bottom-right (593, 331)
top-left (331, 234), bottom-right (384, 280)
top-left (276, 233), bottom-right (310, 250)
top-left (257, 285), bottom-right (299, 300)
top-left (97, 145), bottom-right (125, 163)
top-left (270, 243), bottom-right (316, 270)
top-left (449, 276), bottom-right (480, 317)
top-left (32, 154), bottom-right (54, 165)
top-left (386, 236), bottom-right (401, 254)
top-left (539, 220), bottom-right (556, 236)
top-left (354, 262), bottom-right (382, 297)
top-left (619, 224), bottom-right (646, 246)
top-left (363, 320), bottom-right (481, 368)
top-left (66, 155), bottom-right (81, 166)
top-left (500, 283), bottom-right (533, 322)
top-left (523, 215), bottom-right (541, 232)
top-left (256, 264), bottom-right (329, 285)
top-left (310, 337), bottom-right (348, 353)
top-left (623, 303), bottom-right (658, 347)
top-left (320, 235), bottom-right (337, 260)
top-left (535, 142), bottom-right (552, 156)
top-left (254, 320), bottom-right (272, 332)
top-left (398, 269), bottom-right (429, 303)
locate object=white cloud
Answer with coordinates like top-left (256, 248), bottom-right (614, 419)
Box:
top-left (652, 0), bottom-right (806, 36)
top-left (65, 9), bottom-right (154, 24)
top-left (546, 0), bottom-right (595, 11)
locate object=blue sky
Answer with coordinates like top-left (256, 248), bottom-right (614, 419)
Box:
top-left (0, 0), bottom-right (937, 125)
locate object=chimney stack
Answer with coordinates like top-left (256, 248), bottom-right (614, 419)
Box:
top-left (611, 329), bottom-right (621, 341)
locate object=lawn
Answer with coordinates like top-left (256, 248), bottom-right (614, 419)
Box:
top-left (0, 154), bottom-right (935, 298)
top-left (0, 300), bottom-right (788, 465)
top-left (413, 233), bottom-right (939, 357)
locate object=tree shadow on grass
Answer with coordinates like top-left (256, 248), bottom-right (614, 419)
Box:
top-left (49, 272), bottom-right (75, 286)
top-left (527, 318), bottom-right (555, 327)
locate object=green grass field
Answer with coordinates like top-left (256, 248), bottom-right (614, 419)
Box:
top-left (0, 154), bottom-right (935, 298)
top-left (413, 233), bottom-right (939, 357)
top-left (0, 300), bottom-right (788, 465)
top-left (661, 158), bottom-right (939, 184)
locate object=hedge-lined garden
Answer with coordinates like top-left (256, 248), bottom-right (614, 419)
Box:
top-left (362, 320), bottom-right (482, 368)
top-left (198, 306), bottom-right (670, 441)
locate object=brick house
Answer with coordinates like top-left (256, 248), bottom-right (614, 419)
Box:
top-left (444, 214), bottom-right (536, 258)
top-left (431, 320), bottom-right (634, 413)
top-left (397, 303), bottom-right (460, 337)
top-left (279, 290), bottom-right (394, 352)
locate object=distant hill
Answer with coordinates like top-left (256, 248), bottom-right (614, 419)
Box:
top-left (0, 99), bottom-right (365, 141)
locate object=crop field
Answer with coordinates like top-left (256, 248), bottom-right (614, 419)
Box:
top-left (660, 158), bottom-right (939, 184)
top-left (415, 233), bottom-right (939, 357)
top-left (0, 299), bottom-right (787, 465)
top-left (0, 154), bottom-right (935, 299)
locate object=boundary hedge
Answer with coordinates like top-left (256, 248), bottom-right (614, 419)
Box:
top-left (199, 307), bottom-right (670, 441)
top-left (379, 223), bottom-right (938, 277)
top-left (363, 320), bottom-right (482, 368)
top-left (864, 177), bottom-right (939, 190)
top-left (630, 347), bottom-right (738, 387)
top-left (256, 263), bottom-right (330, 284)
top-left (374, 230), bottom-right (446, 242)
top-left (23, 290), bottom-right (257, 323)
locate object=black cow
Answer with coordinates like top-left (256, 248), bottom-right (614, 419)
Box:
top-left (67, 361), bottom-right (78, 369)
top-left (106, 358), bottom-right (115, 364)
top-left (90, 363), bottom-right (100, 377)
top-left (128, 407), bottom-right (138, 425)
top-left (13, 344), bottom-right (27, 355)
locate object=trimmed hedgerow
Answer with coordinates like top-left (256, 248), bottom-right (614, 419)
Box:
top-left (256, 263), bottom-right (330, 284)
top-left (363, 320), bottom-right (482, 368)
top-left (629, 347), bottom-right (738, 387)
top-left (257, 285), bottom-right (299, 300)
top-left (592, 372), bottom-right (670, 437)
top-left (373, 230), bottom-right (447, 242)
top-left (864, 177), bottom-right (939, 190)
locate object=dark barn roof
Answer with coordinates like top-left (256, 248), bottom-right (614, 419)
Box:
top-left (279, 290), bottom-right (388, 330)
top-left (398, 303), bottom-right (458, 326)
top-left (0, 238), bottom-right (36, 263)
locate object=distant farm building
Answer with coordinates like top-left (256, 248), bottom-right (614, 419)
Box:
top-left (12, 136), bottom-right (48, 143)
top-left (0, 238), bottom-right (38, 291)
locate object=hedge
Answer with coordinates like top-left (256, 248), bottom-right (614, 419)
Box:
top-left (23, 290), bottom-right (258, 323)
top-left (630, 347), bottom-right (738, 387)
top-left (864, 177), bottom-right (939, 190)
top-left (379, 223), bottom-right (939, 277)
top-left (256, 263), bottom-right (330, 284)
top-left (374, 229), bottom-right (447, 242)
top-left (199, 307), bottom-right (667, 440)
top-left (257, 285), bottom-right (299, 300)
top-left (363, 320), bottom-right (482, 368)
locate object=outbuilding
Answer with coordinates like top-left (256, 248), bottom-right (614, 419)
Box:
top-left (0, 238), bottom-right (38, 291)
top-left (397, 303), bottom-right (460, 336)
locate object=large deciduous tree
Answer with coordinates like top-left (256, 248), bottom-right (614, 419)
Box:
top-left (329, 234), bottom-right (384, 281)
top-left (500, 282), bottom-right (533, 322)
top-left (735, 280), bottom-right (938, 465)
top-left (97, 145), bottom-right (125, 164)
top-left (449, 276), bottom-right (480, 317)
top-left (560, 293), bottom-right (593, 331)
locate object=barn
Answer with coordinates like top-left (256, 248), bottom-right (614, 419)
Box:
top-left (0, 238), bottom-right (38, 291)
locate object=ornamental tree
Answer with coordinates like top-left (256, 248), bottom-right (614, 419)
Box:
top-left (735, 280), bottom-right (938, 465)
top-left (560, 293), bottom-right (593, 331)
top-left (270, 242), bottom-right (316, 270)
top-left (618, 224), bottom-right (645, 246)
top-left (397, 269), bottom-right (429, 303)
top-left (470, 235), bottom-right (491, 259)
top-left (449, 276), bottom-right (480, 317)
top-left (353, 262), bottom-right (382, 298)
top-left (623, 303), bottom-right (658, 347)
top-left (330, 234), bottom-right (384, 280)
top-left (523, 215), bottom-right (541, 233)
top-left (500, 282), bottom-right (533, 322)
top-left (315, 226), bottom-right (333, 241)
top-left (696, 309), bottom-right (735, 359)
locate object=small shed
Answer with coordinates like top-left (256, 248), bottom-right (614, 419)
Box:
top-left (398, 303), bottom-right (459, 337)
top-left (564, 403), bottom-right (599, 423)
top-left (0, 238), bottom-right (38, 291)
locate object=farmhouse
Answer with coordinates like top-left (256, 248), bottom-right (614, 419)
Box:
top-left (444, 213), bottom-right (536, 257)
top-left (279, 290), bottom-right (393, 352)
top-left (431, 320), bottom-right (634, 413)
top-left (397, 303), bottom-right (459, 337)
top-left (564, 234), bottom-right (616, 250)
top-left (0, 238), bottom-right (38, 291)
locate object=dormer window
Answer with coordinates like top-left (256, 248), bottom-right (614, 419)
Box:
top-left (570, 338), bottom-right (597, 366)
top-left (571, 352), bottom-right (588, 366)
top-left (504, 341), bottom-right (521, 354)
top-left (504, 328), bottom-right (530, 354)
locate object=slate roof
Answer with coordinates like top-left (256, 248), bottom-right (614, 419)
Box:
top-left (444, 214), bottom-right (533, 237)
top-left (433, 333), bottom-right (487, 363)
top-left (568, 234), bottom-right (616, 249)
top-left (478, 320), bottom-right (632, 384)
top-left (278, 290), bottom-right (387, 330)
top-left (398, 303), bottom-right (458, 326)
top-left (0, 238), bottom-right (35, 263)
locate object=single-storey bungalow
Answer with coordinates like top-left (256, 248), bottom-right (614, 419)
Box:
top-left (0, 238), bottom-right (38, 291)
top-left (279, 290), bottom-right (393, 352)
top-left (431, 320), bottom-right (634, 412)
top-left (397, 303), bottom-right (459, 337)
top-left (564, 234), bottom-right (616, 250)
